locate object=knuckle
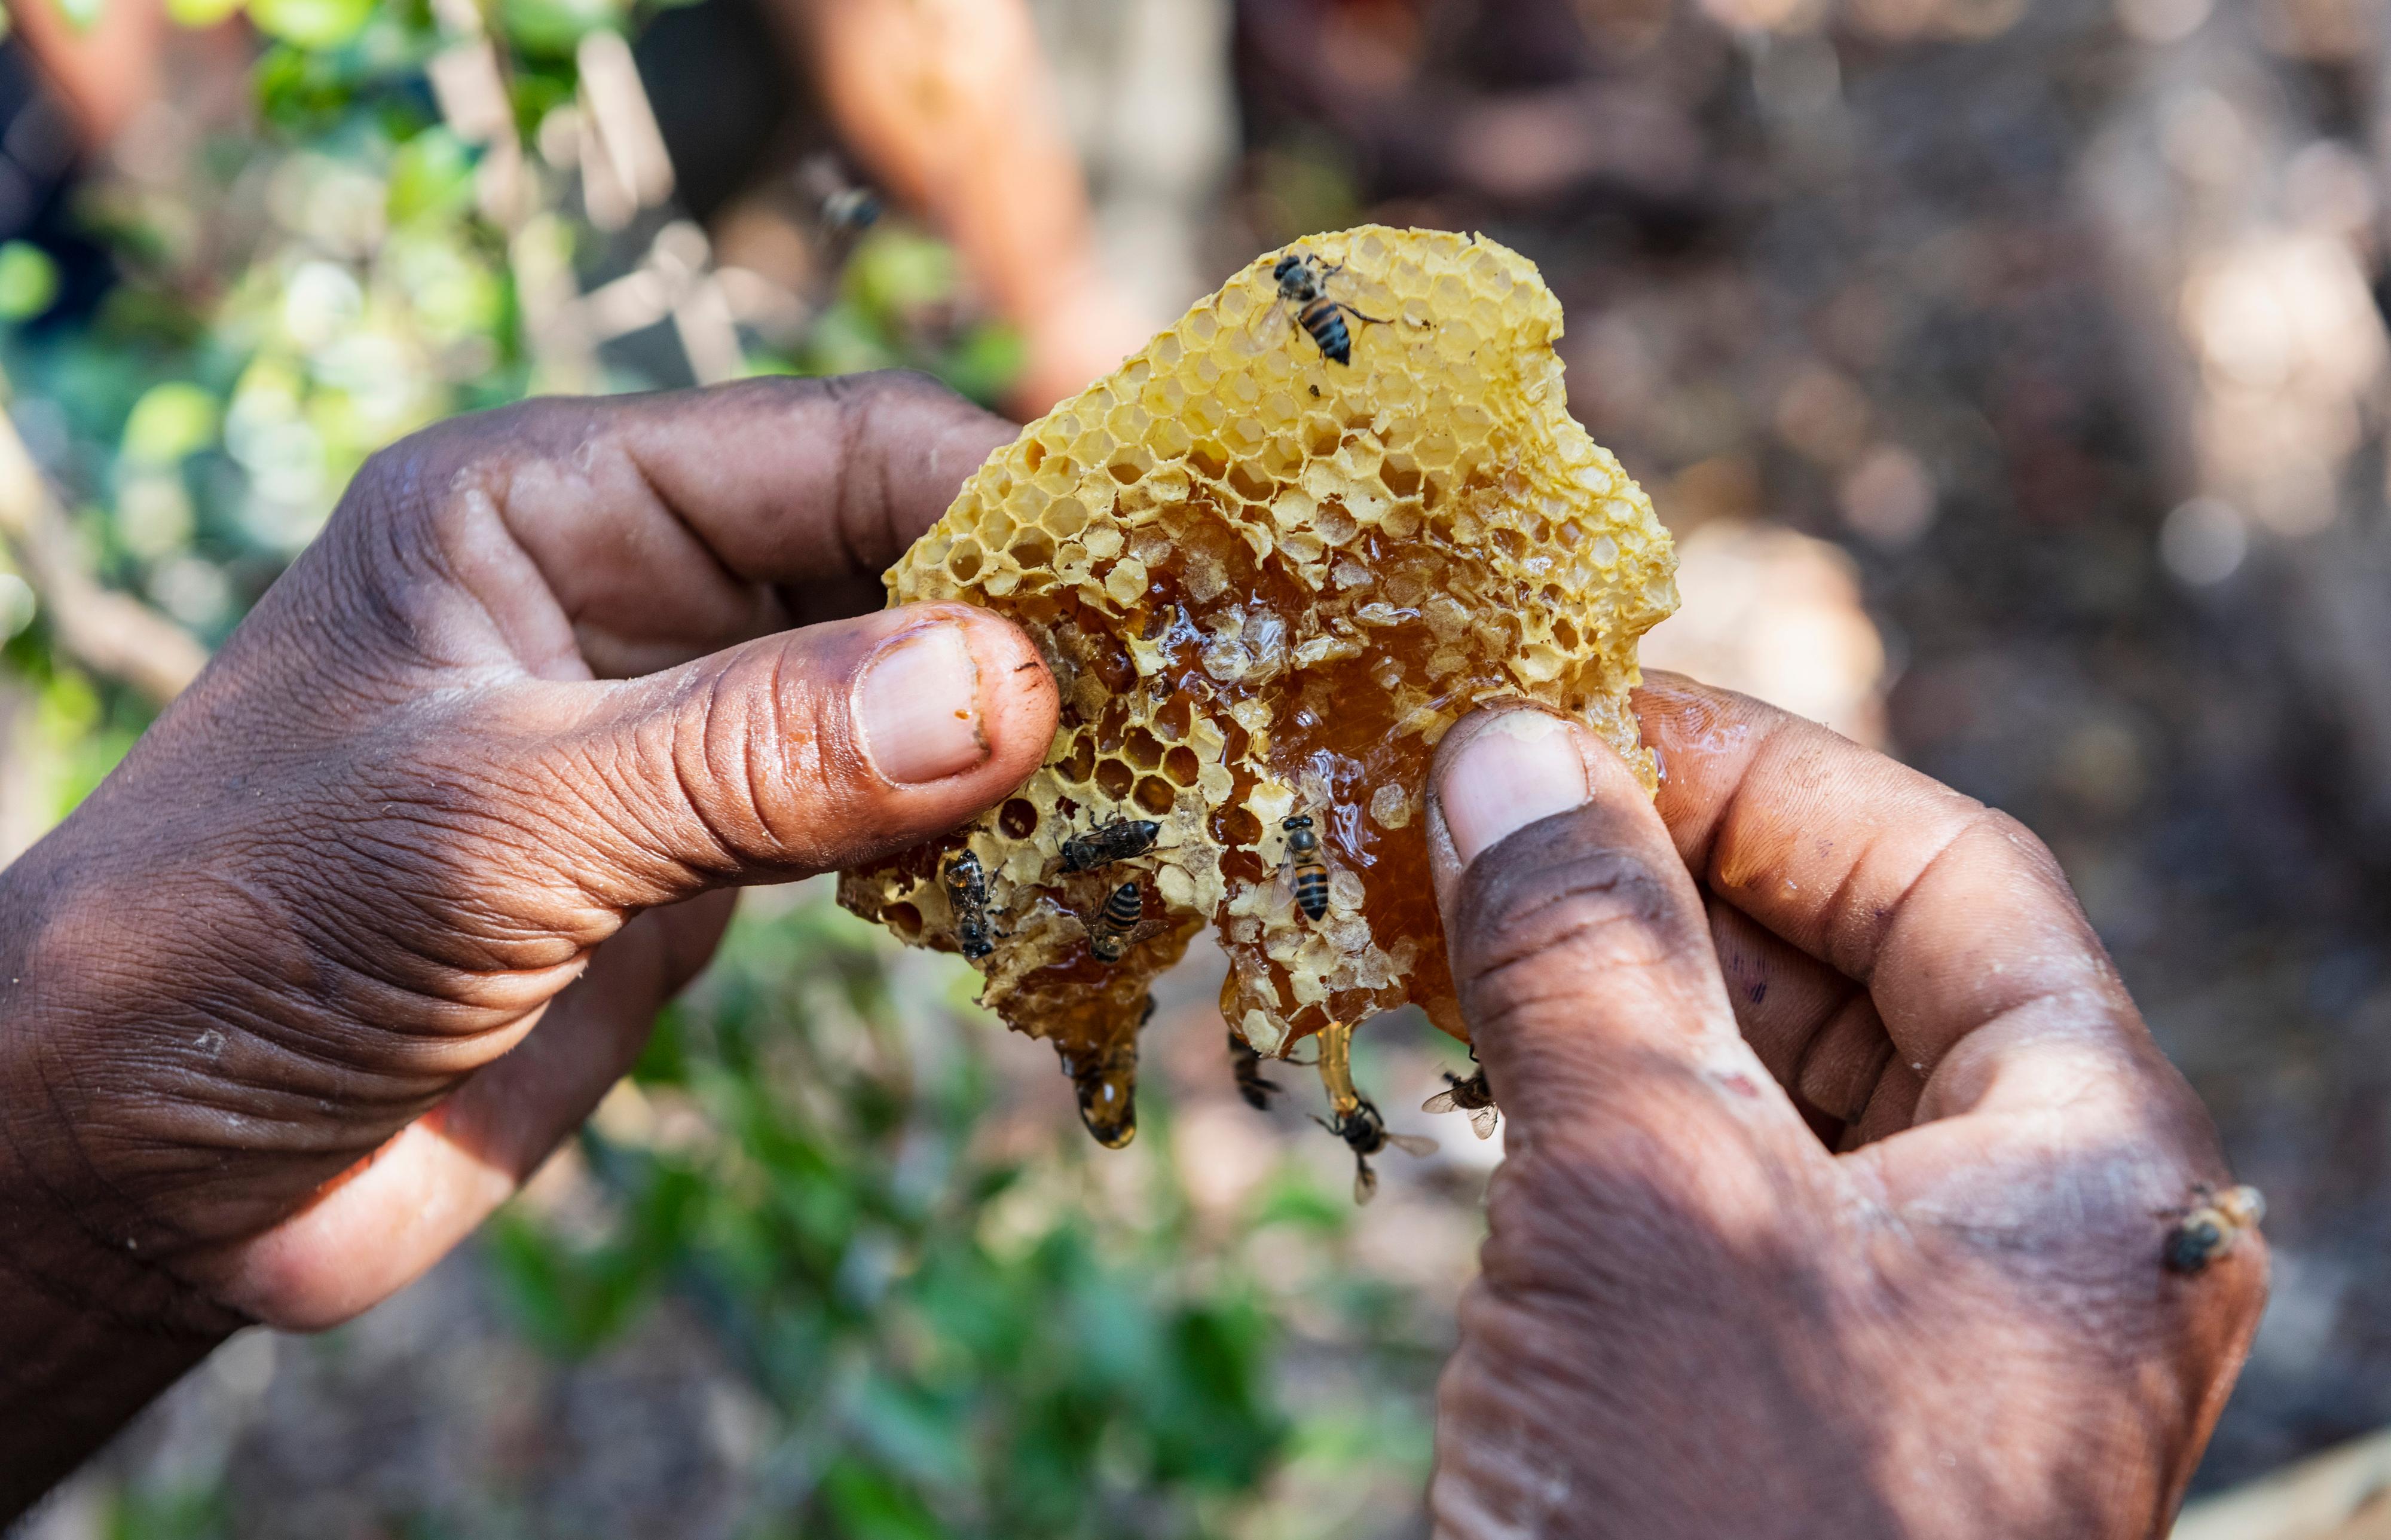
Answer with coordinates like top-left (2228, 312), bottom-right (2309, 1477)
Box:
top-left (1977, 807), bottom-right (2079, 901)
top-left (343, 399), bottom-right (540, 516)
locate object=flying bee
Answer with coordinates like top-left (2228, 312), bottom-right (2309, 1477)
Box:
top-left (1087, 879), bottom-right (1167, 964)
top-left (1316, 1097), bottom-right (1438, 1205)
top-left (2162, 1183), bottom-right (2266, 1275)
top-left (1282, 815), bottom-right (1330, 921)
top-left (821, 185), bottom-right (880, 234)
top-left (941, 850), bottom-right (995, 960)
top-left (1229, 1028), bottom-right (1282, 1112)
top-left (1423, 1064), bottom-right (1500, 1141)
top-left (797, 152), bottom-right (882, 240)
top-left (1061, 818), bottom-right (1160, 873)
top-left (1266, 249), bottom-right (1390, 366)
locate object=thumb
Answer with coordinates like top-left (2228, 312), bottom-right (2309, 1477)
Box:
top-left (1427, 709), bottom-right (1808, 1160)
top-left (528, 600), bottom-right (1056, 913)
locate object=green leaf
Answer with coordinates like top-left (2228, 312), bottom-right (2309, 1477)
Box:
top-left (0, 242), bottom-right (59, 322)
top-left (938, 323), bottom-right (1025, 410)
top-left (120, 382), bottom-right (220, 465)
top-left (843, 229), bottom-right (959, 320)
top-left (384, 128), bottom-right (478, 226)
top-left (817, 1459), bottom-right (943, 1540)
top-left (165, 0), bottom-right (246, 29)
top-left (848, 1376), bottom-right (970, 1487)
top-left (496, 0), bottom-right (621, 57)
top-left (247, 0), bottom-right (371, 50)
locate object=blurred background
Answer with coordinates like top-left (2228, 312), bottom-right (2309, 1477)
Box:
top-left (4, 0), bottom-right (2391, 1533)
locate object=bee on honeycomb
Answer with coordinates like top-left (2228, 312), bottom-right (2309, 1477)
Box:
top-left (838, 226), bottom-right (1678, 1147)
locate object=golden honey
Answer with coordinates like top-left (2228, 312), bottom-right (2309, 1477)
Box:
top-left (838, 226), bottom-right (1677, 1145)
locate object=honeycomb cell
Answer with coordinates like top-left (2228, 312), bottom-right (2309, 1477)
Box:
top-left (837, 225), bottom-right (1678, 1148)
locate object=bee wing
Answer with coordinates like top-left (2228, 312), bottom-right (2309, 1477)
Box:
top-left (1421, 1088), bottom-right (1459, 1115)
top-left (1353, 1159), bottom-right (1378, 1205)
top-left (1249, 295), bottom-right (1288, 342)
top-left (1385, 1132), bottom-right (1439, 1158)
top-left (1467, 1106), bottom-right (1500, 1140)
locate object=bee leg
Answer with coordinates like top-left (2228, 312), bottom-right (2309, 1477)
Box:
top-left (1332, 301), bottom-right (1393, 328)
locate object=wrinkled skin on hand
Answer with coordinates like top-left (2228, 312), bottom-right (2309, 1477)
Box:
top-left (0, 365), bottom-right (2264, 1535)
top-left (1422, 678), bottom-right (2267, 1540)
top-left (0, 375), bottom-right (1057, 1513)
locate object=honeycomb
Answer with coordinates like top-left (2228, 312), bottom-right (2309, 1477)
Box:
top-left (837, 226), bottom-right (1677, 1146)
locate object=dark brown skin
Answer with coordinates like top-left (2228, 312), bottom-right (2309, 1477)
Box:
top-left (0, 373), bottom-right (1055, 1513)
top-left (0, 368), bottom-right (2261, 1527)
top-left (1421, 682), bottom-right (2268, 1539)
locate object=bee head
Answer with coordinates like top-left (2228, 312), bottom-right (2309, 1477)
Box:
top-left (1273, 252), bottom-right (1302, 283)
top-left (1283, 815), bottom-right (1312, 831)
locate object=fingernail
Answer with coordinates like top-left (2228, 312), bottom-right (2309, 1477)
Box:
top-left (857, 623), bottom-right (987, 784)
top-left (1439, 712), bottom-right (1591, 865)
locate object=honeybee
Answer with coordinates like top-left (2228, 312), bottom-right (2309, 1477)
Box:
top-left (1061, 818), bottom-right (1161, 873)
top-left (1088, 880), bottom-right (1160, 963)
top-left (1282, 815), bottom-right (1329, 921)
top-left (1317, 1096), bottom-right (1438, 1205)
top-left (2162, 1183), bottom-right (2266, 1275)
top-left (1268, 249), bottom-right (1390, 366)
top-left (942, 850), bottom-right (995, 961)
top-left (1423, 1063), bottom-right (1500, 1141)
top-left (1061, 1036), bottom-right (1139, 1149)
top-left (799, 153), bottom-right (882, 239)
top-left (1229, 1028), bottom-right (1282, 1111)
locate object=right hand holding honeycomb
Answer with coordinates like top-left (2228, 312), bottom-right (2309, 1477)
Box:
top-left (1421, 678), bottom-right (2264, 1538)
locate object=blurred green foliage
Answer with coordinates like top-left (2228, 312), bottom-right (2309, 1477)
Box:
top-left (488, 894), bottom-right (1299, 1538)
top-left (2, 1), bottom-right (1452, 1535)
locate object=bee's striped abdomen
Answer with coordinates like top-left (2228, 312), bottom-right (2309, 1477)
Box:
top-left (1300, 301), bottom-right (1352, 365)
top-left (1281, 813), bottom-right (1332, 921)
top-left (1090, 880), bottom-right (1146, 962)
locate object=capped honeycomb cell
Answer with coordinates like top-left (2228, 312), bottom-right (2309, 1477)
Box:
top-left (838, 226), bottom-right (1677, 1147)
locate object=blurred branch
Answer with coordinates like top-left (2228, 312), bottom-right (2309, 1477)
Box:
top-left (0, 403), bottom-right (208, 706)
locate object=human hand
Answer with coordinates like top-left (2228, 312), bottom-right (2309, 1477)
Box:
top-left (0, 375), bottom-right (1056, 1508)
top-left (1421, 677), bottom-right (2265, 1539)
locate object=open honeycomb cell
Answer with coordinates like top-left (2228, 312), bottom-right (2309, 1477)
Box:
top-left (838, 226), bottom-right (1677, 1147)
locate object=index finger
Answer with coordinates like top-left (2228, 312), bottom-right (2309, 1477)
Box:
top-left (464, 371), bottom-right (1013, 586)
top-left (362, 372), bottom-right (1014, 678)
top-left (1632, 672), bottom-right (2174, 1123)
